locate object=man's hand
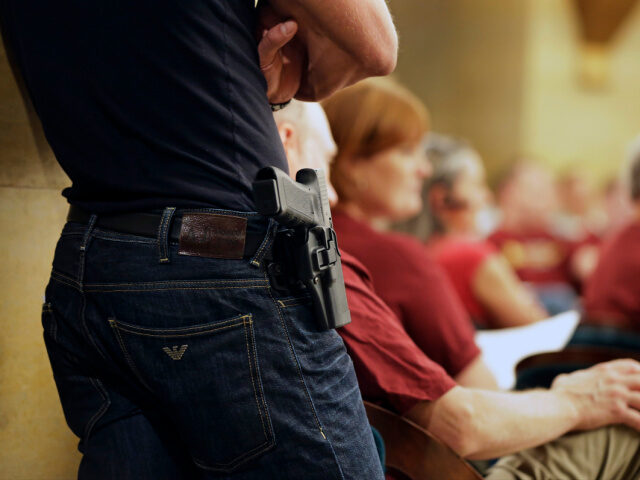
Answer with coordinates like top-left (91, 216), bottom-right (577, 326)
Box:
top-left (257, 7), bottom-right (305, 104)
top-left (261, 0), bottom-right (397, 101)
top-left (552, 359), bottom-right (640, 432)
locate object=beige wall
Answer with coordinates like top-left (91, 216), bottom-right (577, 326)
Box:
top-left (389, 0), bottom-right (640, 185)
top-left (0, 40), bottom-right (80, 479)
top-left (389, 0), bottom-right (528, 183)
top-left (520, 0), bottom-right (640, 185)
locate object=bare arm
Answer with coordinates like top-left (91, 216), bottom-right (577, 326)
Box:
top-left (472, 254), bottom-right (547, 328)
top-left (263, 0), bottom-right (398, 100)
top-left (454, 355), bottom-right (499, 390)
top-left (406, 360), bottom-right (640, 460)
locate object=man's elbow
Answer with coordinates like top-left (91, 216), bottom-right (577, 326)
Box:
top-left (435, 402), bottom-right (483, 459)
top-left (365, 32), bottom-right (398, 76)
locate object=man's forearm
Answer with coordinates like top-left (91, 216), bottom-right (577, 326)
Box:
top-left (406, 386), bottom-right (581, 460)
top-left (266, 0), bottom-right (398, 99)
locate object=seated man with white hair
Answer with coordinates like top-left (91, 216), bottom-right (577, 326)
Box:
top-left (273, 100), bottom-right (640, 479)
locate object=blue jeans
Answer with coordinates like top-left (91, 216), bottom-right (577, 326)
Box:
top-left (42, 208), bottom-right (383, 479)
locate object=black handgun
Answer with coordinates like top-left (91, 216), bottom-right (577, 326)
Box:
top-left (253, 166), bottom-right (351, 331)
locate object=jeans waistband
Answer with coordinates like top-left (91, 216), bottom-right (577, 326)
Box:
top-left (67, 205), bottom-right (272, 261)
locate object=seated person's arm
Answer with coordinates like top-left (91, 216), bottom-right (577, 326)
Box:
top-left (263, 0), bottom-right (398, 100)
top-left (406, 359), bottom-right (640, 460)
top-left (472, 254), bottom-right (548, 328)
top-left (393, 254), bottom-right (498, 389)
top-left (454, 355), bottom-right (498, 390)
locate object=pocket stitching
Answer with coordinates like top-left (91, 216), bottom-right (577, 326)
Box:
top-left (192, 317), bottom-right (275, 472)
top-left (109, 319), bottom-right (154, 391)
top-left (109, 313), bottom-right (275, 472)
top-left (110, 314), bottom-right (248, 336)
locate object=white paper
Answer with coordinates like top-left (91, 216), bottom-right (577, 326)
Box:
top-left (475, 310), bottom-right (580, 390)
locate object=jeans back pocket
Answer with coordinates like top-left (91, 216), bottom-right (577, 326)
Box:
top-left (109, 313), bottom-right (274, 473)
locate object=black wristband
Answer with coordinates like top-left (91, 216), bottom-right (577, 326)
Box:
top-left (270, 100), bottom-right (292, 112)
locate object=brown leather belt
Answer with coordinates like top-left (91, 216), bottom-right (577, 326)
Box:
top-left (67, 206), bottom-right (268, 259)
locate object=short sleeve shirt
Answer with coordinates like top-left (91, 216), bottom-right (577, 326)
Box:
top-left (333, 210), bottom-right (481, 377)
top-left (339, 251), bottom-right (456, 414)
top-left (584, 221), bottom-right (640, 330)
top-left (488, 229), bottom-right (574, 285)
top-left (0, 0), bottom-right (287, 213)
top-left (429, 237), bottom-right (498, 327)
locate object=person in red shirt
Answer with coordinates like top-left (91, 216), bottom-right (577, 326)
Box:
top-left (322, 78), bottom-right (497, 388)
top-left (275, 96), bottom-right (640, 478)
top-left (584, 139), bottom-right (640, 330)
top-left (420, 135), bottom-right (547, 328)
top-left (273, 98), bottom-right (457, 413)
top-left (333, 212), bottom-right (486, 380)
top-left (277, 96), bottom-right (640, 478)
top-left (488, 162), bottom-right (581, 314)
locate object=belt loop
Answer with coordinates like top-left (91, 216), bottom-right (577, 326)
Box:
top-left (77, 214), bottom-right (97, 284)
top-left (80, 214), bottom-right (97, 252)
top-left (250, 218), bottom-right (278, 268)
top-left (157, 207), bottom-right (176, 264)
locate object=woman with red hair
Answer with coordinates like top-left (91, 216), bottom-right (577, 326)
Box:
top-left (323, 78), bottom-right (497, 389)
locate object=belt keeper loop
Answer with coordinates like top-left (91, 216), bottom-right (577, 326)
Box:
top-left (250, 218), bottom-right (278, 267)
top-left (157, 207), bottom-right (176, 264)
top-left (80, 214), bottom-right (97, 252)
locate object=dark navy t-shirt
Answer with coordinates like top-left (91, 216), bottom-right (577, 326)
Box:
top-left (0, 0), bottom-right (288, 212)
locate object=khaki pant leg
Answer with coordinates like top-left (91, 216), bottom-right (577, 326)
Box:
top-left (485, 425), bottom-right (640, 480)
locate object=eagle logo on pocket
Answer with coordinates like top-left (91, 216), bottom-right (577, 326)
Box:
top-left (162, 345), bottom-right (189, 360)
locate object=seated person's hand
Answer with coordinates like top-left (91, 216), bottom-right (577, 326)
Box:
top-left (551, 359), bottom-right (640, 431)
top-left (257, 5), bottom-right (304, 104)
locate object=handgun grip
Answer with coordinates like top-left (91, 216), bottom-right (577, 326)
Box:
top-left (253, 167), bottom-right (317, 227)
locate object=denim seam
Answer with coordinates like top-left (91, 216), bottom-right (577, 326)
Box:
top-left (243, 317), bottom-right (269, 442)
top-left (85, 285), bottom-right (269, 293)
top-left (108, 319), bottom-right (153, 391)
top-left (266, 281), bottom-right (325, 436)
top-left (91, 230), bottom-right (156, 244)
top-left (51, 270), bottom-right (82, 287)
top-left (267, 277), bottom-right (346, 479)
top-left (80, 287), bottom-right (110, 363)
top-left (50, 274), bottom-right (83, 293)
top-left (84, 377), bottom-right (111, 443)
top-left (248, 316), bottom-right (275, 445)
top-left (192, 439), bottom-right (274, 473)
top-left (111, 319), bottom-right (247, 338)
top-left (84, 278), bottom-right (268, 288)
top-left (110, 314), bottom-right (247, 333)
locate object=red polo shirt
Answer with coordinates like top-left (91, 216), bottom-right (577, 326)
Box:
top-left (583, 220), bottom-right (640, 330)
top-left (429, 237), bottom-right (497, 327)
top-left (339, 251), bottom-right (456, 414)
top-left (488, 229), bottom-right (574, 285)
top-left (333, 210), bottom-right (481, 378)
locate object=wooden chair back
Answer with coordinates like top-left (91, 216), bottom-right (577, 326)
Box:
top-left (363, 401), bottom-right (482, 480)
